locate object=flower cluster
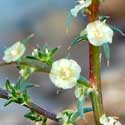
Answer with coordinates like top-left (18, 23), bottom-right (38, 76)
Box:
top-left (31, 45), bottom-right (58, 65)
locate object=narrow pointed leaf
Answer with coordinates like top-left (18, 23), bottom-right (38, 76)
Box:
top-left (22, 34), bottom-right (34, 46)
top-left (5, 80), bottom-right (11, 92)
top-left (103, 43), bottom-right (110, 61)
top-left (77, 96), bottom-right (85, 118)
top-left (83, 107), bottom-right (93, 113)
top-left (50, 48), bottom-right (58, 56)
top-left (4, 98), bottom-right (16, 107)
top-left (110, 25), bottom-right (125, 36)
top-left (66, 13), bottom-right (74, 29)
top-left (15, 79), bottom-right (21, 90)
top-left (24, 111), bottom-right (43, 122)
top-left (71, 112), bottom-right (79, 122)
top-left (26, 56), bottom-right (38, 60)
top-left (71, 35), bottom-right (87, 46)
top-left (20, 82), bottom-right (34, 92)
top-left (71, 107), bottom-right (93, 122)
top-left (99, 16), bottom-right (110, 21)
top-left (77, 76), bottom-right (91, 87)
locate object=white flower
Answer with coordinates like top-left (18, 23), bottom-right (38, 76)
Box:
top-left (3, 41), bottom-right (25, 63)
top-left (100, 114), bottom-right (122, 125)
top-left (86, 20), bottom-right (114, 46)
top-left (49, 58), bottom-right (81, 89)
top-left (71, 0), bottom-right (92, 17)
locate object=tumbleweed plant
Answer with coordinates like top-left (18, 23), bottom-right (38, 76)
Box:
top-left (0, 0), bottom-right (124, 125)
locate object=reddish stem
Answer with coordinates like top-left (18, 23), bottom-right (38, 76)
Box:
top-left (89, 45), bottom-right (96, 86)
top-left (87, 0), bottom-right (104, 125)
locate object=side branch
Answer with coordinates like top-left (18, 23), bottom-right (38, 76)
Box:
top-left (0, 58), bottom-right (51, 73)
top-left (0, 88), bottom-right (58, 122)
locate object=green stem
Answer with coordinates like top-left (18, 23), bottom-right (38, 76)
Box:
top-left (0, 58), bottom-right (51, 73)
top-left (89, 39), bottom-right (104, 125)
top-left (88, 0), bottom-right (104, 125)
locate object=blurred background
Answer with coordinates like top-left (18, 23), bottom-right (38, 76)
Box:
top-left (0, 0), bottom-right (125, 125)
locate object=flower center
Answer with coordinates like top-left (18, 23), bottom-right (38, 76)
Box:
top-left (11, 48), bottom-right (22, 57)
top-left (93, 26), bottom-right (104, 40)
top-left (60, 67), bottom-right (72, 80)
top-left (11, 50), bottom-right (18, 57)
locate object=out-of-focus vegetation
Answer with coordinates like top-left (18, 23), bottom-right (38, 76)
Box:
top-left (0, 0), bottom-right (125, 125)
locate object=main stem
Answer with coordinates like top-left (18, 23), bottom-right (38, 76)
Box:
top-left (88, 0), bottom-right (104, 125)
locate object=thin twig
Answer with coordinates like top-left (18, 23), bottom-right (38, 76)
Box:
top-left (0, 88), bottom-right (58, 122)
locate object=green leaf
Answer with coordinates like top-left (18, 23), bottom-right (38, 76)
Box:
top-left (23, 93), bottom-right (30, 103)
top-left (50, 48), bottom-right (58, 56)
top-left (71, 107), bottom-right (93, 122)
top-left (26, 56), bottom-right (38, 60)
top-left (66, 13), bottom-right (74, 29)
top-left (80, 29), bottom-right (87, 37)
top-left (77, 96), bottom-right (85, 118)
top-left (5, 80), bottom-right (17, 96)
top-left (77, 76), bottom-right (91, 88)
top-left (103, 43), bottom-right (110, 61)
top-left (110, 25), bottom-right (125, 36)
top-left (84, 107), bottom-right (93, 113)
top-left (71, 112), bottom-right (79, 122)
top-left (70, 29), bottom-right (88, 46)
top-left (15, 78), bottom-right (25, 90)
top-left (22, 34), bottom-right (34, 46)
top-left (4, 98), bottom-right (16, 107)
top-left (24, 111), bottom-right (43, 122)
top-left (78, 76), bottom-right (87, 81)
top-left (4, 79), bottom-right (31, 106)
top-left (15, 81), bottom-right (20, 90)
top-left (99, 16), bottom-right (110, 22)
top-left (20, 82), bottom-right (34, 92)
top-left (70, 35), bottom-right (87, 46)
top-left (5, 80), bottom-right (12, 92)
